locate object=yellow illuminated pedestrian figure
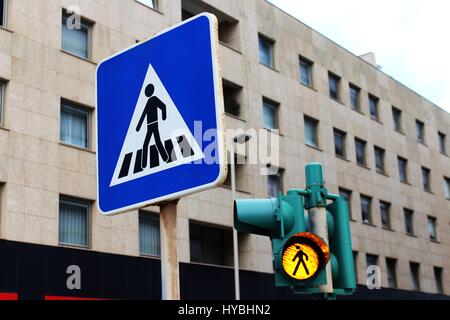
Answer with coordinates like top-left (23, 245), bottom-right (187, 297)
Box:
top-left (292, 245), bottom-right (309, 276)
top-left (136, 84), bottom-right (169, 167)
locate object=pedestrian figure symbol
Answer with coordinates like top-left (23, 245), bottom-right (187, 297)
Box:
top-left (292, 245), bottom-right (309, 276)
top-left (110, 64), bottom-right (205, 187)
top-left (136, 84), bottom-right (169, 167)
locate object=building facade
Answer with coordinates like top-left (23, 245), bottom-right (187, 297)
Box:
top-left (0, 0), bottom-right (449, 299)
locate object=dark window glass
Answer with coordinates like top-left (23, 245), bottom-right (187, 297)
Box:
top-left (380, 201), bottom-right (391, 229)
top-left (404, 209), bottom-right (414, 235)
top-left (360, 195), bottom-right (372, 224)
top-left (328, 73), bottom-right (340, 100)
top-left (299, 57), bottom-right (312, 87)
top-left (62, 12), bottom-right (91, 59)
top-left (410, 262), bottom-right (421, 291)
top-left (398, 157), bottom-right (408, 183)
top-left (223, 81), bottom-right (242, 117)
top-left (369, 94), bottom-right (379, 120)
top-left (189, 223), bottom-right (233, 267)
top-left (434, 267), bottom-right (444, 294)
top-left (304, 116), bottom-right (318, 148)
top-left (139, 212), bottom-right (160, 257)
top-left (355, 138), bottom-right (367, 166)
top-left (259, 35), bottom-right (274, 67)
top-left (0, 0), bottom-right (5, 27)
top-left (339, 188), bottom-right (353, 219)
top-left (374, 146), bottom-right (385, 174)
top-left (422, 167), bottom-right (431, 192)
top-left (392, 107), bottom-right (402, 132)
top-left (438, 131), bottom-right (447, 155)
top-left (334, 129), bottom-right (346, 158)
top-left (268, 171), bottom-right (283, 198)
top-left (416, 120), bottom-right (425, 144)
top-left (263, 98), bottom-right (278, 130)
top-left (60, 101), bottom-right (89, 148)
top-left (349, 84), bottom-right (360, 110)
top-left (427, 216), bottom-right (437, 241)
top-left (444, 177), bottom-right (450, 199)
top-left (366, 254), bottom-right (378, 268)
top-left (59, 196), bottom-right (90, 247)
top-left (386, 258), bottom-right (398, 288)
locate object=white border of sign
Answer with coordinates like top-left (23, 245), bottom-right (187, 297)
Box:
top-left (95, 13), bottom-right (227, 215)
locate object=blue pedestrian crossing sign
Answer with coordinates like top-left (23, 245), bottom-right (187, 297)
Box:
top-left (96, 14), bottom-right (226, 215)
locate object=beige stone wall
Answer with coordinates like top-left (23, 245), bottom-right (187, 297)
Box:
top-left (0, 0), bottom-right (449, 295)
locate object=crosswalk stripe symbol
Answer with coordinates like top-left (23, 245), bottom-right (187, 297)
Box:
top-left (110, 64), bottom-right (205, 187)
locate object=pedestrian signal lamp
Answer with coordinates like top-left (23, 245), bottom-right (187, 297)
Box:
top-left (234, 163), bottom-right (356, 296)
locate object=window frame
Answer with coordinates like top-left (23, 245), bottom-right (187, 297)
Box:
top-left (349, 83), bottom-right (361, 111)
top-left (258, 34), bottom-right (275, 68)
top-left (416, 119), bottom-right (426, 145)
top-left (438, 131), bottom-right (447, 155)
top-left (380, 201), bottom-right (391, 229)
top-left (328, 72), bottom-right (341, 100)
top-left (61, 10), bottom-right (93, 60)
top-left (434, 267), bottom-right (444, 294)
top-left (386, 258), bottom-right (398, 289)
top-left (365, 253), bottom-right (378, 269)
top-left (368, 94), bottom-right (380, 120)
top-left (60, 99), bottom-right (91, 149)
top-left (1, 0), bottom-right (7, 28)
top-left (299, 56), bottom-right (313, 87)
top-left (262, 97), bottom-right (279, 131)
top-left (0, 80), bottom-right (5, 127)
top-left (267, 169), bottom-right (284, 198)
top-left (392, 106), bottom-right (402, 133)
top-left (444, 177), bottom-right (450, 200)
top-left (138, 211), bottom-right (161, 257)
top-left (397, 156), bottom-right (408, 183)
top-left (427, 216), bottom-right (437, 241)
top-left (374, 146), bottom-right (386, 175)
top-left (421, 167), bottom-right (432, 192)
top-left (355, 138), bottom-right (367, 167)
top-left (339, 188), bottom-right (353, 220)
top-left (404, 208), bottom-right (415, 236)
top-left (304, 115), bottom-right (319, 148)
top-left (136, 0), bottom-right (158, 10)
top-left (58, 195), bottom-right (91, 248)
top-left (410, 262), bottom-right (421, 291)
top-left (334, 128), bottom-right (347, 159)
top-left (360, 194), bottom-right (373, 225)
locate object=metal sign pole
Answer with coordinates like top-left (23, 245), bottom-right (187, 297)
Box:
top-left (159, 201), bottom-right (180, 300)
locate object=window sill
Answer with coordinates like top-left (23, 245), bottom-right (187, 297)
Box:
top-left (61, 50), bottom-right (97, 65)
top-left (134, 1), bottom-right (163, 15)
top-left (424, 190), bottom-right (434, 195)
top-left (357, 164), bottom-right (371, 171)
top-left (330, 97), bottom-right (345, 106)
top-left (370, 117), bottom-right (383, 125)
top-left (382, 226), bottom-right (395, 232)
top-left (58, 243), bottom-right (91, 251)
top-left (139, 254), bottom-right (161, 260)
top-left (352, 108), bottom-right (365, 116)
top-left (430, 239), bottom-right (440, 244)
top-left (336, 155), bottom-right (350, 162)
top-left (305, 144), bottom-right (323, 152)
top-left (260, 62), bottom-right (279, 73)
top-left (225, 112), bottom-right (246, 123)
top-left (0, 126), bottom-right (10, 133)
top-left (263, 127), bottom-right (284, 137)
top-left (60, 142), bottom-right (96, 154)
top-left (219, 41), bottom-right (242, 55)
top-left (376, 170), bottom-right (389, 177)
top-left (362, 222), bottom-right (377, 228)
top-left (350, 218), bottom-right (357, 222)
top-left (299, 82), bottom-right (317, 92)
top-left (400, 181), bottom-right (411, 186)
top-left (417, 141), bottom-right (428, 147)
top-left (189, 261), bottom-right (234, 270)
top-left (0, 26), bottom-right (13, 33)
top-left (220, 184), bottom-right (251, 195)
top-left (394, 129), bottom-right (406, 136)
top-left (406, 233), bottom-right (417, 238)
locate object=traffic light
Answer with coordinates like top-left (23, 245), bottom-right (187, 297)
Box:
top-left (234, 163), bottom-right (356, 296)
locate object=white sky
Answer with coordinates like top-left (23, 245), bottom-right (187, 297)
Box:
top-left (267, 0), bottom-right (450, 113)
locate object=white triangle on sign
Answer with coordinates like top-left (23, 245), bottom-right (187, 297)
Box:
top-left (110, 64), bottom-right (205, 187)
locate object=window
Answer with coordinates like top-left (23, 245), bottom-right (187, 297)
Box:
top-left (0, 0), bottom-right (6, 27)
top-left (59, 196), bottom-right (90, 247)
top-left (328, 72), bottom-right (340, 100)
top-left (416, 120), bottom-right (425, 144)
top-left (0, 81), bottom-right (4, 126)
top-left (262, 98), bottom-right (279, 130)
top-left (374, 146), bottom-right (386, 174)
top-left (304, 116), bottom-right (319, 148)
top-left (353, 251), bottom-right (358, 282)
top-left (299, 56), bottom-right (313, 87)
top-left (392, 107), bottom-right (402, 132)
top-left (398, 157), bottom-right (408, 183)
top-left (268, 170), bottom-right (283, 198)
top-left (334, 129), bottom-right (347, 158)
top-left (189, 222), bottom-right (233, 267)
top-left (410, 262), bottom-right (421, 291)
top-left (62, 10), bottom-right (92, 59)
top-left (422, 167), bottom-right (431, 192)
top-left (339, 188), bottom-right (353, 219)
top-left (366, 254), bottom-right (378, 268)
top-left (380, 201), bottom-right (391, 229)
top-left (438, 131), bottom-right (447, 155)
top-left (427, 216), bottom-right (437, 241)
top-left (355, 138), bottom-right (367, 167)
top-left (259, 34), bottom-right (274, 68)
top-left (386, 258), bottom-right (398, 289)
top-left (222, 161), bottom-right (245, 190)
top-left (223, 80), bottom-right (242, 117)
top-left (349, 84), bottom-right (360, 110)
top-left (369, 94), bottom-right (379, 120)
top-left (444, 177), bottom-right (450, 199)
top-left (434, 267), bottom-right (444, 294)
top-left (139, 212), bottom-right (160, 257)
top-left (360, 195), bottom-right (372, 224)
top-left (60, 100), bottom-right (90, 148)
top-left (136, 0), bottom-right (157, 9)
top-left (404, 209), bottom-right (414, 235)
